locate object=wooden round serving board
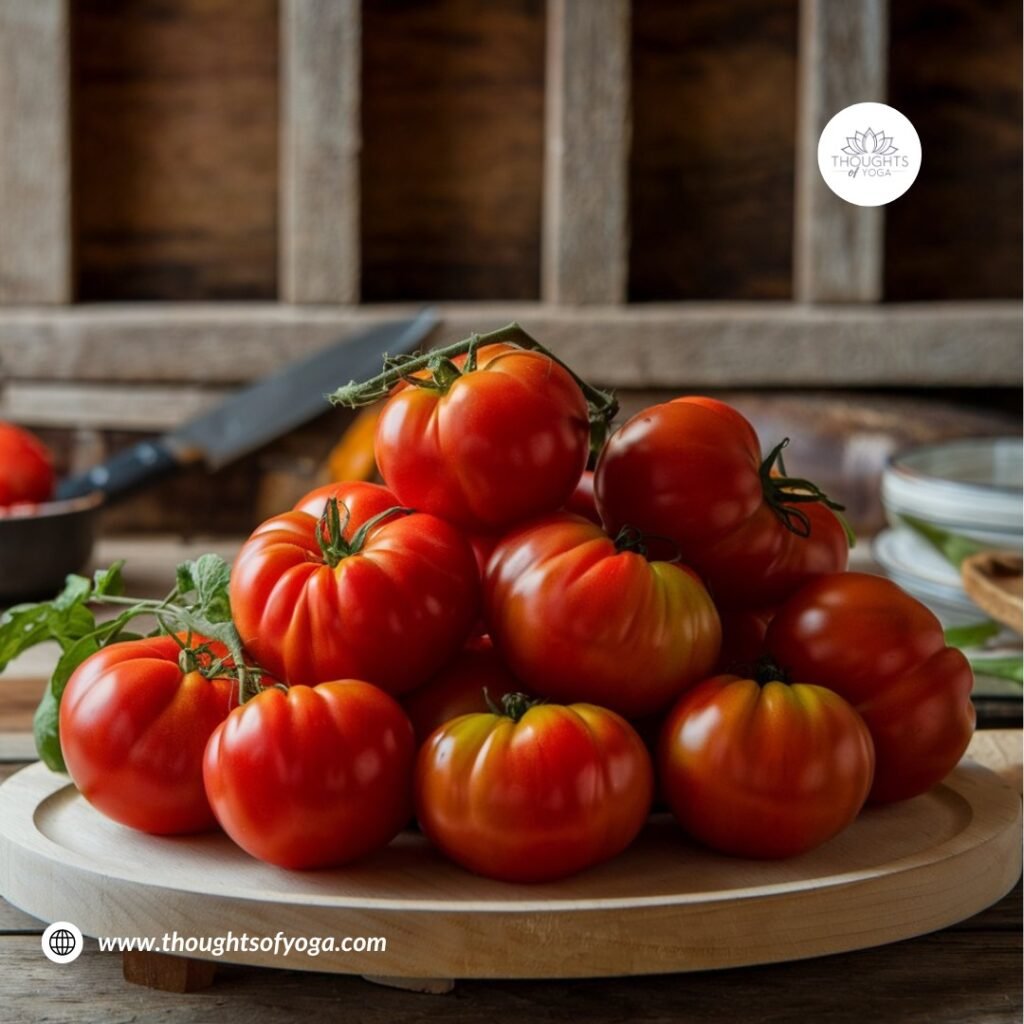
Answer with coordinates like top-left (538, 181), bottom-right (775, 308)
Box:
top-left (0, 760), bottom-right (1019, 980)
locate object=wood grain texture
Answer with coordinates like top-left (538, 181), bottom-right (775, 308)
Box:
top-left (886, 0), bottom-right (1023, 300)
top-left (122, 949), bottom-right (217, 992)
top-left (72, 0), bottom-right (279, 301)
top-left (0, 759), bottom-right (1019, 980)
top-left (0, 924), bottom-right (1017, 1023)
top-left (794, 0), bottom-right (887, 302)
top-left (0, 383), bottom-right (229, 430)
top-left (542, 0), bottom-right (629, 304)
top-left (962, 554), bottom-right (1024, 636)
top-left (280, 0), bottom-right (360, 303)
top-left (629, 0), bottom-right (798, 300)
top-left (360, 0), bottom-right (545, 301)
top-left (967, 730), bottom-right (1023, 794)
top-left (0, 301), bottom-right (1017, 387)
top-left (0, 0), bottom-right (71, 304)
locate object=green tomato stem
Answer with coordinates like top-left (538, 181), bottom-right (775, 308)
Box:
top-left (327, 321), bottom-right (618, 456)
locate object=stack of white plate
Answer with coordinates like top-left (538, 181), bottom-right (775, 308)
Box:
top-left (874, 438), bottom-right (1022, 626)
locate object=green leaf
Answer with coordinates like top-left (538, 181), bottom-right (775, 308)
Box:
top-left (93, 561), bottom-right (125, 597)
top-left (33, 685), bottom-right (66, 772)
top-left (48, 604), bottom-right (97, 651)
top-left (970, 656), bottom-right (1024, 686)
top-left (900, 515), bottom-right (987, 569)
top-left (945, 620), bottom-right (1001, 649)
top-left (0, 604), bottom-right (57, 672)
top-left (176, 554), bottom-right (232, 623)
top-left (53, 573), bottom-right (92, 611)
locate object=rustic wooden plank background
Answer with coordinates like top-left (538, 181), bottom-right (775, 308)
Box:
top-left (360, 0), bottom-right (545, 301)
top-left (629, 0), bottom-right (798, 301)
top-left (280, 0), bottom-right (360, 304)
top-left (885, 0), bottom-right (1023, 300)
top-left (542, 0), bottom-right (630, 305)
top-left (0, 0), bottom-right (71, 304)
top-left (72, 0), bottom-right (279, 301)
top-left (794, 0), bottom-right (887, 303)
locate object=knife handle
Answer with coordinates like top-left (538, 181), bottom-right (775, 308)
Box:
top-left (56, 440), bottom-right (179, 503)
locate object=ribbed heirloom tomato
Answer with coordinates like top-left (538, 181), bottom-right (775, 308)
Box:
top-left (658, 673), bottom-right (875, 858)
top-left (230, 495), bottom-right (479, 694)
top-left (766, 572), bottom-right (975, 802)
top-left (415, 695), bottom-right (653, 882)
top-left (60, 635), bottom-right (236, 835)
top-left (375, 344), bottom-right (591, 531)
top-left (204, 681), bottom-right (415, 869)
top-left (595, 397), bottom-right (849, 609)
top-left (485, 513), bottom-right (721, 717)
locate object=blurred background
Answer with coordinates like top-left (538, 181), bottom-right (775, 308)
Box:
top-left (0, 0), bottom-right (1020, 539)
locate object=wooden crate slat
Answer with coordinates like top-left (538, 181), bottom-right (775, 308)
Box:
top-left (280, 0), bottom-right (360, 304)
top-left (0, 302), bottom-right (1016, 391)
top-left (794, 0), bottom-right (888, 303)
top-left (542, 0), bottom-right (630, 305)
top-left (0, 0), bottom-right (71, 305)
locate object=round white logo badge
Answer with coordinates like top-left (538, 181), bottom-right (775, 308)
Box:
top-left (817, 101), bottom-right (922, 207)
top-left (42, 920), bottom-right (84, 964)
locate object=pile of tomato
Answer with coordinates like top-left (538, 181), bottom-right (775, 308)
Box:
top-left (57, 340), bottom-right (976, 882)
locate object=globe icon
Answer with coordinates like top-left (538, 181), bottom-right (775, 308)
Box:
top-left (49, 928), bottom-right (76, 957)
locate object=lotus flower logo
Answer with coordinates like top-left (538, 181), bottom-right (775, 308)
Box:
top-left (840, 128), bottom-right (899, 177)
top-left (842, 128), bottom-right (898, 157)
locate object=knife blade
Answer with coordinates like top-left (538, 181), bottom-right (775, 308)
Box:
top-left (56, 310), bottom-right (438, 502)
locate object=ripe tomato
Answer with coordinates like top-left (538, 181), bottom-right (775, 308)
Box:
top-left (485, 513), bottom-right (721, 717)
top-left (564, 469), bottom-right (601, 524)
top-left (231, 501), bottom-right (479, 693)
top-left (375, 344), bottom-right (590, 531)
top-left (59, 635), bottom-right (236, 835)
top-left (765, 572), bottom-right (975, 803)
top-left (716, 607), bottom-right (774, 673)
top-left (415, 695), bottom-right (653, 882)
top-left (292, 479), bottom-right (397, 520)
top-left (594, 397), bottom-right (849, 609)
top-left (204, 681), bottom-right (415, 869)
top-left (659, 674), bottom-right (875, 858)
top-left (0, 422), bottom-right (55, 507)
top-left (402, 636), bottom-right (524, 742)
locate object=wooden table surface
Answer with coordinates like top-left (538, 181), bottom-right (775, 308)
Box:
top-left (1, 537), bottom-right (1021, 1023)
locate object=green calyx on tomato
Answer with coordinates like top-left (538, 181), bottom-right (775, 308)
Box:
top-left (329, 321), bottom-right (618, 458)
top-left (315, 497), bottom-right (413, 568)
top-left (612, 523), bottom-right (680, 562)
top-left (759, 438), bottom-right (855, 547)
top-left (484, 689), bottom-right (540, 722)
top-left (751, 655), bottom-right (790, 686)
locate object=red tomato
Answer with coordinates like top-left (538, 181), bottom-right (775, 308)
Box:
top-left (402, 636), bottom-right (524, 742)
top-left (292, 479), bottom-right (397, 520)
top-left (204, 681), bottom-right (415, 869)
top-left (485, 513), bottom-right (721, 717)
top-left (375, 344), bottom-right (590, 531)
top-left (415, 695), bottom-right (653, 881)
top-left (659, 674), bottom-right (875, 858)
top-left (0, 423), bottom-right (55, 507)
top-left (231, 502), bottom-right (479, 693)
top-left (595, 398), bottom-right (849, 609)
top-left (765, 572), bottom-right (975, 803)
top-left (716, 607), bottom-right (774, 673)
top-left (564, 469), bottom-right (601, 524)
top-left (59, 635), bottom-right (236, 835)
